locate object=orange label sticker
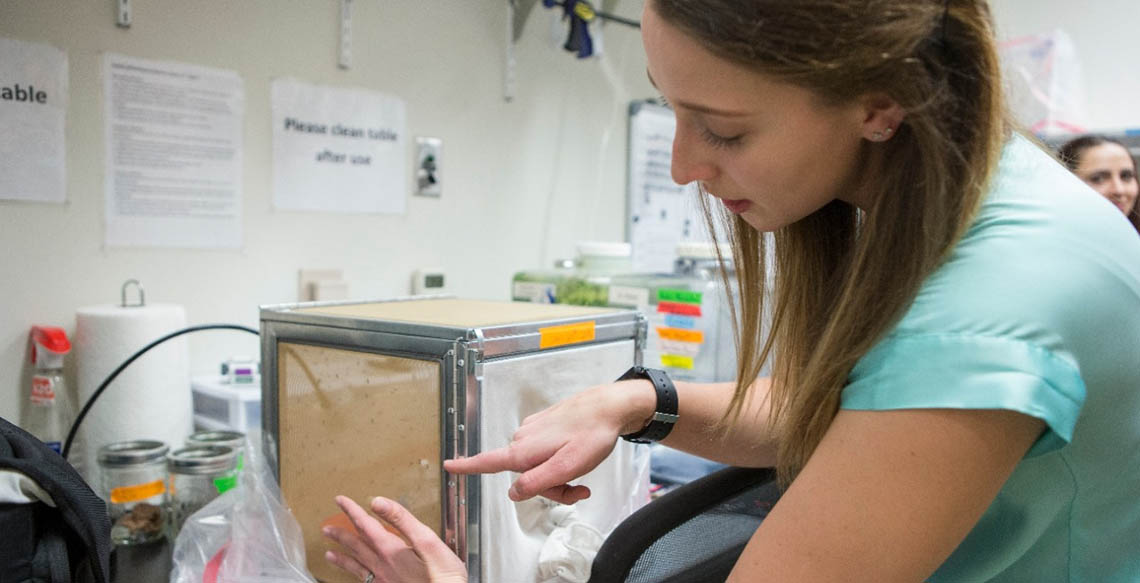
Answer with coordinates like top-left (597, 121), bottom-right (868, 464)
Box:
top-left (539, 321), bottom-right (596, 349)
top-left (660, 354), bottom-right (695, 369)
top-left (656, 327), bottom-right (704, 344)
top-left (110, 479), bottom-right (166, 504)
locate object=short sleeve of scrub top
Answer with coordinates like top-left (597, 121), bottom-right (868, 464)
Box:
top-left (841, 134), bottom-right (1140, 582)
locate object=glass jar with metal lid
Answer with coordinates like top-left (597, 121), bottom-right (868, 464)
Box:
top-left (97, 439), bottom-right (169, 545)
top-left (186, 430), bottom-right (245, 491)
top-left (186, 430), bottom-right (244, 458)
top-left (167, 445), bottom-right (238, 537)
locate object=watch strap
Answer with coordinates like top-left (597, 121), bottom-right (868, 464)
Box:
top-left (618, 366), bottom-right (678, 444)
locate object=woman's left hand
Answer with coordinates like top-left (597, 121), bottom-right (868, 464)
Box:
top-left (323, 495), bottom-right (467, 583)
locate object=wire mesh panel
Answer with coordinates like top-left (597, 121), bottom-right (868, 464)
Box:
top-left (278, 341), bottom-right (442, 583)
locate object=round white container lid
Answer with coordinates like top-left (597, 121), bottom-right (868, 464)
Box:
top-left (676, 241), bottom-right (732, 259)
top-left (576, 241), bottom-right (632, 257)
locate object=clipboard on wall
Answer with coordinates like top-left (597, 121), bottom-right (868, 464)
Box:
top-left (626, 100), bottom-right (706, 273)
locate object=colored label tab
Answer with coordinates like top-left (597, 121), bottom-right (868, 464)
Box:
top-left (658, 301), bottom-right (702, 317)
top-left (110, 479), bottom-right (166, 504)
top-left (657, 327), bottom-right (704, 343)
top-left (660, 354), bottom-right (695, 369)
top-left (658, 289), bottom-right (703, 304)
top-left (659, 339), bottom-right (701, 358)
top-left (213, 453), bottom-right (244, 494)
top-left (663, 314), bottom-right (697, 329)
top-left (214, 473), bottom-right (238, 494)
top-left (539, 321), bottom-right (596, 349)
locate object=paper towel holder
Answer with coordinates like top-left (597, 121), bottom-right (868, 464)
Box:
top-left (121, 280), bottom-right (145, 308)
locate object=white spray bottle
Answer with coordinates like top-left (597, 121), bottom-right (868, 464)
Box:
top-left (23, 326), bottom-right (74, 455)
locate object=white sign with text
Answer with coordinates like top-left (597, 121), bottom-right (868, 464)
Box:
top-left (271, 78), bottom-right (407, 214)
top-left (103, 53), bottom-right (244, 248)
top-left (0, 37), bottom-right (68, 203)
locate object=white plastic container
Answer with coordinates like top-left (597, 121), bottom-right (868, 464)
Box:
top-left (191, 375), bottom-right (261, 432)
top-left (608, 242), bottom-right (738, 383)
top-left (512, 242), bottom-right (633, 306)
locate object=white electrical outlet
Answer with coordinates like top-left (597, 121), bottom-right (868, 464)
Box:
top-left (117, 0), bottom-right (132, 27)
top-left (415, 137), bottom-right (442, 197)
top-left (412, 268), bottom-right (448, 295)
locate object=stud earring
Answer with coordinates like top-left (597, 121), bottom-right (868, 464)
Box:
top-left (871, 130), bottom-right (884, 141)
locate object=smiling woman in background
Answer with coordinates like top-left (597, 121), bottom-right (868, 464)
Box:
top-left (321, 0), bottom-right (1140, 581)
top-left (1059, 135), bottom-right (1140, 233)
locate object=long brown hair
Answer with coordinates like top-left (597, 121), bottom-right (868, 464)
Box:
top-left (652, 0), bottom-right (1009, 484)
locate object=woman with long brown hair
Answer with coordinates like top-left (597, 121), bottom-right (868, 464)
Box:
top-left (323, 1), bottom-right (1140, 580)
top-left (1059, 134), bottom-right (1140, 234)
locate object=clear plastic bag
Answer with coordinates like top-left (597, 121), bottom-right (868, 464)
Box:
top-left (1000, 29), bottom-right (1088, 137)
top-left (170, 436), bottom-right (316, 583)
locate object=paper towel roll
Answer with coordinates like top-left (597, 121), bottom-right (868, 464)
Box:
top-left (74, 303), bottom-right (192, 488)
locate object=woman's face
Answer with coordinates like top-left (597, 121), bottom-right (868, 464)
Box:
top-left (1075, 143), bottom-right (1139, 216)
top-left (641, 3), bottom-right (870, 232)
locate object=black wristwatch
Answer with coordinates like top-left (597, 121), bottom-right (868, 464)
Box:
top-left (617, 366), bottom-right (679, 444)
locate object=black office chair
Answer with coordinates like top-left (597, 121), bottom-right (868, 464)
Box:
top-left (588, 466), bottom-right (779, 583)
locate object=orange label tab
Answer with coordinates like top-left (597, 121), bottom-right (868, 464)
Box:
top-left (656, 327), bottom-right (704, 344)
top-left (539, 321), bottom-right (596, 349)
top-left (110, 479), bottom-right (166, 504)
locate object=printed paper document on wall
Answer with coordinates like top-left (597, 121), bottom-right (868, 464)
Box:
top-left (0, 37), bottom-right (68, 203)
top-left (103, 53), bottom-right (244, 248)
top-left (271, 78), bottom-right (407, 214)
top-left (627, 102), bottom-right (705, 273)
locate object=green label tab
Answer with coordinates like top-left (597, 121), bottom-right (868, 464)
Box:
top-left (214, 473), bottom-right (237, 494)
top-left (658, 289), bottom-right (702, 304)
top-left (213, 453), bottom-right (243, 494)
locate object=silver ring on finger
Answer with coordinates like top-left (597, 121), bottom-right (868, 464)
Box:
top-left (364, 572), bottom-right (375, 583)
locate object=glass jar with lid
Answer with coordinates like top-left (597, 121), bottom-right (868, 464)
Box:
top-left (186, 430), bottom-right (245, 489)
top-left (97, 439), bottom-right (169, 545)
top-left (167, 445), bottom-right (238, 538)
top-left (186, 430), bottom-right (244, 456)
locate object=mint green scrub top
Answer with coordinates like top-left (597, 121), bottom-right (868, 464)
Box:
top-left (842, 134), bottom-right (1140, 582)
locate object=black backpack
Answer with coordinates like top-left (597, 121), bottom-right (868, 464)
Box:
top-left (0, 416), bottom-right (111, 583)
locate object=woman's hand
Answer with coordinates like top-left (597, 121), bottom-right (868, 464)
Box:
top-left (443, 380), bottom-right (655, 504)
top-left (323, 495), bottom-right (467, 583)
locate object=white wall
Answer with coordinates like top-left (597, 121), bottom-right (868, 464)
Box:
top-left (5, 0), bottom-right (1135, 426)
top-left (0, 1), bottom-right (654, 422)
top-left (991, 0), bottom-right (1140, 131)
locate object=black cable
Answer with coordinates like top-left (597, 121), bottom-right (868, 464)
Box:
top-left (61, 324), bottom-right (259, 459)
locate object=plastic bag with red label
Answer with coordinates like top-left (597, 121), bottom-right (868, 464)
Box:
top-left (170, 435), bottom-right (316, 583)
